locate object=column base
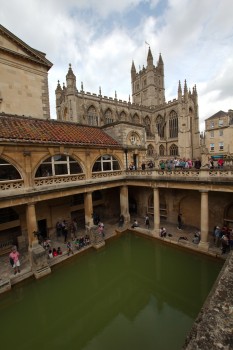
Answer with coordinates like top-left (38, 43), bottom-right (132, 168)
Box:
top-left (29, 244), bottom-right (51, 279)
top-left (198, 241), bottom-right (209, 251)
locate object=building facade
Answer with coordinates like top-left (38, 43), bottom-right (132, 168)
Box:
top-left (55, 48), bottom-right (201, 163)
top-left (202, 110), bottom-right (233, 165)
top-left (0, 24), bottom-right (52, 119)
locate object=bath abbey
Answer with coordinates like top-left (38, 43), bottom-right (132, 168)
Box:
top-left (0, 23), bottom-right (232, 279)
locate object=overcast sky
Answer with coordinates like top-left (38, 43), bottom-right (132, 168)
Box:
top-left (1, 0), bottom-right (232, 130)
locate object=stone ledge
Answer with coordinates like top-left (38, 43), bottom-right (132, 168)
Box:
top-left (183, 251), bottom-right (233, 349)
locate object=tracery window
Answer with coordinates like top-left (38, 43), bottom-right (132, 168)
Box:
top-left (159, 145), bottom-right (165, 156)
top-left (0, 158), bottom-right (21, 181)
top-left (144, 116), bottom-right (152, 136)
top-left (169, 144), bottom-right (178, 156)
top-left (87, 106), bottom-right (98, 126)
top-left (169, 110), bottom-right (178, 138)
top-left (156, 115), bottom-right (165, 139)
top-left (35, 155), bottom-right (83, 177)
top-left (132, 113), bottom-right (140, 124)
top-left (147, 144), bottom-right (154, 156)
top-left (105, 108), bottom-right (114, 124)
top-left (92, 155), bottom-right (120, 172)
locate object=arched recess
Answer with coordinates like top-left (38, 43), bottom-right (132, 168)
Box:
top-left (169, 144), bottom-right (178, 156)
top-left (35, 155), bottom-right (84, 178)
top-left (104, 108), bottom-right (114, 124)
top-left (119, 111), bottom-right (127, 121)
top-left (92, 154), bottom-right (121, 172)
top-left (144, 116), bottom-right (152, 136)
top-left (87, 105), bottom-right (98, 126)
top-left (0, 157), bottom-right (22, 181)
top-left (156, 115), bottom-right (165, 139)
top-left (63, 107), bottom-right (68, 121)
top-left (147, 144), bottom-right (154, 156)
top-left (159, 144), bottom-right (165, 156)
top-left (132, 113), bottom-right (140, 124)
top-left (178, 193), bottom-right (200, 228)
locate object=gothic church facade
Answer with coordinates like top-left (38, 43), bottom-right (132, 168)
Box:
top-left (56, 47), bottom-right (201, 165)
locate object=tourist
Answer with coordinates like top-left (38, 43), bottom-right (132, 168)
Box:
top-left (52, 248), bottom-right (58, 257)
top-left (62, 220), bottom-right (68, 243)
top-left (221, 234), bottom-right (229, 254)
top-left (57, 247), bottom-right (62, 255)
top-left (131, 219), bottom-right (139, 228)
top-left (192, 231), bottom-right (200, 244)
top-left (118, 214), bottom-right (124, 228)
top-left (160, 227), bottom-right (167, 237)
top-left (9, 245), bottom-right (20, 275)
top-left (177, 213), bottom-right (183, 230)
top-left (98, 222), bottom-right (105, 238)
top-left (194, 158), bottom-right (201, 169)
top-left (145, 214), bottom-right (150, 229)
top-left (67, 241), bottom-right (74, 256)
top-left (214, 226), bottom-right (221, 247)
top-left (56, 221), bottom-right (62, 237)
top-left (48, 249), bottom-right (53, 259)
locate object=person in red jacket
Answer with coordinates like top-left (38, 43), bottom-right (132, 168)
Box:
top-left (9, 246), bottom-right (20, 275)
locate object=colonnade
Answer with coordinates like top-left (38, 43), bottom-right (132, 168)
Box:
top-left (25, 185), bottom-right (210, 251)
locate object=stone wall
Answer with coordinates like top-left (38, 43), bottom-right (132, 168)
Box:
top-left (183, 251), bottom-right (233, 349)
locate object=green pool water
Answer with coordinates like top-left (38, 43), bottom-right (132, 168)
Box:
top-left (0, 233), bottom-right (223, 350)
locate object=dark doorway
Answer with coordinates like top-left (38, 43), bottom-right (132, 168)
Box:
top-left (129, 197), bottom-right (137, 215)
top-left (37, 219), bottom-right (47, 238)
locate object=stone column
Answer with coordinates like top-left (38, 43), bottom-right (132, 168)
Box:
top-left (27, 202), bottom-right (51, 278)
top-left (84, 191), bottom-right (94, 227)
top-left (26, 203), bottom-right (38, 247)
top-left (153, 187), bottom-right (160, 236)
top-left (120, 185), bottom-right (130, 224)
top-left (199, 190), bottom-right (209, 251)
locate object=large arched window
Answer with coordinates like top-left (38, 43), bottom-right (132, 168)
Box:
top-left (159, 144), bottom-right (165, 156)
top-left (169, 110), bottom-right (178, 138)
top-left (0, 158), bottom-right (21, 181)
top-left (156, 115), bottom-right (165, 139)
top-left (105, 108), bottom-right (114, 124)
top-left (87, 106), bottom-right (98, 126)
top-left (147, 144), bottom-right (154, 156)
top-left (92, 155), bottom-right (120, 172)
top-left (35, 155), bottom-right (83, 177)
top-left (144, 116), bottom-right (152, 136)
top-left (170, 144), bottom-right (178, 156)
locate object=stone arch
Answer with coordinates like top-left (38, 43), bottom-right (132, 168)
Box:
top-left (119, 111), bottom-right (127, 121)
top-left (92, 154), bottom-right (121, 172)
top-left (0, 157), bottom-right (22, 181)
top-left (35, 154), bottom-right (84, 178)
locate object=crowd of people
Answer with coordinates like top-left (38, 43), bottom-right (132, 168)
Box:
top-left (213, 225), bottom-right (233, 254)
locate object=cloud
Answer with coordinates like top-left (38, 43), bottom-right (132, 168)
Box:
top-left (0, 0), bottom-right (232, 128)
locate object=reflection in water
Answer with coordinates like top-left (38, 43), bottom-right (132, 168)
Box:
top-left (0, 233), bottom-right (223, 350)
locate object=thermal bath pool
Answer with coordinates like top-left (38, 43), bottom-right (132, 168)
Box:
top-left (0, 232), bottom-right (223, 350)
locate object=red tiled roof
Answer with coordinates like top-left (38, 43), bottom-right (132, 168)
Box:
top-left (0, 114), bottom-right (120, 147)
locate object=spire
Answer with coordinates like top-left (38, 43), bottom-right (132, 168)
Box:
top-left (147, 47), bottom-right (153, 66)
top-left (99, 86), bottom-right (102, 96)
top-left (184, 79), bottom-right (188, 93)
top-left (55, 80), bottom-right (62, 94)
top-left (158, 53), bottom-right (163, 65)
top-left (66, 63), bottom-right (76, 91)
top-left (115, 91), bottom-right (117, 99)
top-left (178, 80), bottom-right (182, 100)
top-left (131, 60), bottom-right (136, 80)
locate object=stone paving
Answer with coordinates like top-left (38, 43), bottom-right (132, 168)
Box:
top-left (0, 217), bottom-right (228, 288)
